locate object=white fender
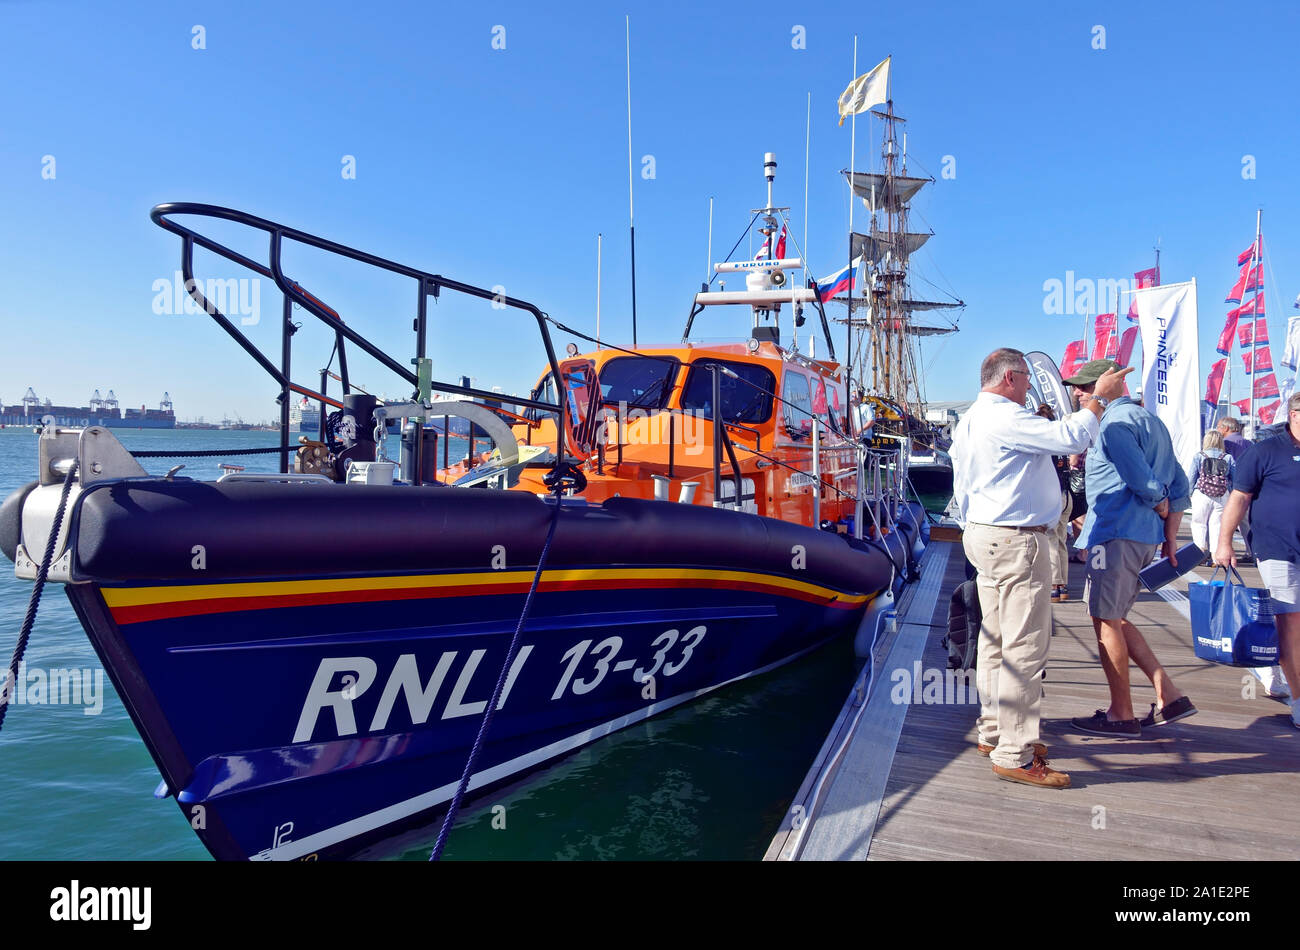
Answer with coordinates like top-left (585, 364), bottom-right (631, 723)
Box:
top-left (853, 587), bottom-right (896, 659)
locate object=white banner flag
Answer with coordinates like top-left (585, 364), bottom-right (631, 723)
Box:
top-left (838, 56), bottom-right (890, 126)
top-left (1136, 279), bottom-right (1201, 469)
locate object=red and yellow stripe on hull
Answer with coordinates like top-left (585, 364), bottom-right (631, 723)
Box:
top-left (101, 567), bottom-right (874, 626)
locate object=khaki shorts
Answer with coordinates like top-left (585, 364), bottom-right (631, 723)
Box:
top-left (1083, 538), bottom-right (1158, 620)
top-left (1259, 559), bottom-right (1300, 615)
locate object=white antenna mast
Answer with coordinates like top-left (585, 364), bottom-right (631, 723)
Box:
top-left (707, 196), bottom-right (714, 281)
top-left (626, 15), bottom-right (638, 345)
top-left (803, 91), bottom-right (811, 290)
top-left (847, 36), bottom-right (858, 388)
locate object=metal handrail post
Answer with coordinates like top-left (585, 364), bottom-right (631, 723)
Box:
top-left (812, 414), bottom-right (821, 525)
top-left (279, 295), bottom-right (292, 473)
top-left (854, 445), bottom-right (865, 540)
top-left (712, 365), bottom-right (723, 507)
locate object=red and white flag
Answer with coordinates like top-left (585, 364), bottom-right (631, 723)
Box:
top-left (1115, 326), bottom-right (1138, 393)
top-left (1216, 312), bottom-right (1239, 355)
top-left (1117, 326), bottom-right (1139, 366)
top-left (1243, 347), bottom-right (1274, 374)
top-left (1253, 373), bottom-right (1280, 399)
top-left (774, 224), bottom-right (787, 260)
top-left (1205, 358), bottom-right (1227, 404)
top-left (1061, 339), bottom-right (1087, 378)
top-left (1259, 400), bottom-right (1282, 425)
top-left (1238, 318), bottom-right (1270, 348)
top-left (1091, 313), bottom-right (1118, 360)
top-left (1228, 293), bottom-right (1265, 320)
top-left (1246, 265), bottom-right (1263, 296)
top-left (754, 234), bottom-right (771, 260)
top-left (1238, 238), bottom-right (1260, 267)
top-left (1226, 261), bottom-right (1263, 304)
top-left (1126, 267), bottom-right (1160, 322)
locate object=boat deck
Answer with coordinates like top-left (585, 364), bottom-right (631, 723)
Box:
top-left (766, 531), bottom-right (1300, 861)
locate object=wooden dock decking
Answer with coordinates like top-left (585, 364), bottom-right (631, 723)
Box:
top-left (768, 533), bottom-right (1300, 861)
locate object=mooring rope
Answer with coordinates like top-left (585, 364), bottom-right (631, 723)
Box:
top-left (428, 482), bottom-right (567, 861)
top-left (132, 445), bottom-right (296, 459)
top-left (0, 461), bottom-right (79, 733)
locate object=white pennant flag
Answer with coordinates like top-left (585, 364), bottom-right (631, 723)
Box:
top-left (1136, 279), bottom-right (1201, 468)
top-left (838, 56), bottom-right (890, 126)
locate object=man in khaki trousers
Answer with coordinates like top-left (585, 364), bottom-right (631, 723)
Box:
top-left (950, 349), bottom-right (1130, 788)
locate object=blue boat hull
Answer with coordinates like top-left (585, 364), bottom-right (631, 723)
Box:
top-left (74, 579), bottom-right (866, 859)
top-left (32, 482), bottom-right (919, 860)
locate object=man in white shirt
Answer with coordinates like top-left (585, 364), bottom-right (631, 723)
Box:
top-left (950, 347), bottom-right (1130, 788)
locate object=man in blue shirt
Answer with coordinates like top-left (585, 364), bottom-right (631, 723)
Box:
top-left (1218, 417), bottom-right (1255, 558)
top-left (1218, 417), bottom-right (1250, 462)
top-left (1215, 392), bottom-right (1300, 729)
top-left (1064, 360), bottom-right (1197, 736)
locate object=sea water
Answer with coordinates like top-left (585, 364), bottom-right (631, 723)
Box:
top-left (0, 427), bottom-right (856, 860)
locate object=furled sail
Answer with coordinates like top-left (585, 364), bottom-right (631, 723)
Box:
top-left (850, 229), bottom-right (933, 264)
top-left (899, 298), bottom-right (963, 312)
top-left (842, 171), bottom-right (930, 212)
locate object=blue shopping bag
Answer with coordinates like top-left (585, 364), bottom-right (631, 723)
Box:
top-left (1188, 567), bottom-right (1280, 667)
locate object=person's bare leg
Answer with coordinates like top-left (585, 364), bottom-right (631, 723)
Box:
top-left (1119, 618), bottom-right (1184, 709)
top-left (1276, 613), bottom-right (1300, 705)
top-left (1094, 617), bottom-right (1134, 720)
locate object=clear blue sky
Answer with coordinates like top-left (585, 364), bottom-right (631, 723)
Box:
top-left (3, 0), bottom-right (1298, 422)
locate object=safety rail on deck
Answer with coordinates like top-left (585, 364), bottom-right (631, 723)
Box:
top-left (150, 202), bottom-right (569, 475)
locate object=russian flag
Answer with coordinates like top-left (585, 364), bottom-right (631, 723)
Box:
top-left (815, 256), bottom-right (863, 302)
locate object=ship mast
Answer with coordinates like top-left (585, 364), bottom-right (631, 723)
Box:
top-left (837, 98), bottom-right (961, 428)
top-left (1248, 208), bottom-right (1262, 433)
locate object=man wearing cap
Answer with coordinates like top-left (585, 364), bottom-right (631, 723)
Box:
top-left (1064, 359), bottom-right (1196, 737)
top-left (951, 348), bottom-right (1130, 789)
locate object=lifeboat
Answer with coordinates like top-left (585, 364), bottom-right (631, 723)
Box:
top-left (1, 162), bottom-right (924, 860)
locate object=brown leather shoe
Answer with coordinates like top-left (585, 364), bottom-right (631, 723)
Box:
top-left (992, 754), bottom-right (1070, 789)
top-left (978, 741), bottom-right (1047, 758)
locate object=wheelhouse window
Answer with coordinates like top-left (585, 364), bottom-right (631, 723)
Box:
top-left (597, 356), bottom-right (679, 410)
top-left (810, 375), bottom-right (843, 435)
top-left (680, 359), bottom-right (775, 424)
top-left (563, 360), bottom-right (598, 430)
top-left (524, 373), bottom-right (558, 423)
top-left (782, 372), bottom-right (813, 439)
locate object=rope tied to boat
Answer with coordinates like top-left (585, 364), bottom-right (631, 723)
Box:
top-left (0, 461), bottom-right (79, 733)
top-left (131, 446), bottom-right (296, 458)
top-left (428, 477), bottom-right (567, 861)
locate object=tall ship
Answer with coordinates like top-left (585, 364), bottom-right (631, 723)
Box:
top-left (2, 175), bottom-right (926, 860)
top-left (0, 388), bottom-right (176, 429)
top-left (829, 71), bottom-right (963, 499)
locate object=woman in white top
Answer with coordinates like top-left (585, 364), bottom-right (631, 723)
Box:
top-left (1186, 429), bottom-right (1235, 559)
